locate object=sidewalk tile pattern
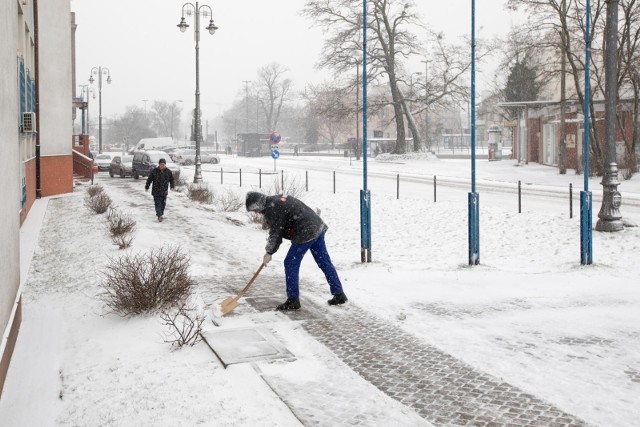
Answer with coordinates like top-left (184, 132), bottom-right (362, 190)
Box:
top-left (301, 305), bottom-right (588, 427)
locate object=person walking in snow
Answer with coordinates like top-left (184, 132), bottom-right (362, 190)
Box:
top-left (245, 191), bottom-right (347, 311)
top-left (145, 158), bottom-right (175, 222)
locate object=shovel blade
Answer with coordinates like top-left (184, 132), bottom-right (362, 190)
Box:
top-left (220, 297), bottom-right (239, 315)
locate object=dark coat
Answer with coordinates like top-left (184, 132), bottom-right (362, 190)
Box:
top-left (145, 167), bottom-right (174, 197)
top-left (262, 195), bottom-right (328, 254)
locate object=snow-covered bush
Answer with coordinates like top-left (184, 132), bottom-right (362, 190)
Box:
top-left (86, 184), bottom-right (104, 197)
top-left (247, 212), bottom-right (268, 229)
top-left (84, 192), bottom-right (112, 214)
top-left (174, 176), bottom-right (188, 191)
top-left (160, 302), bottom-right (205, 349)
top-left (100, 245), bottom-right (196, 315)
top-left (186, 183), bottom-right (213, 204)
top-left (106, 207), bottom-right (136, 249)
top-left (268, 175), bottom-right (305, 199)
top-left (216, 188), bottom-right (244, 212)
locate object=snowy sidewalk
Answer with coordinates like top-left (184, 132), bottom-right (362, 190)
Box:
top-left (1, 166), bottom-right (638, 426)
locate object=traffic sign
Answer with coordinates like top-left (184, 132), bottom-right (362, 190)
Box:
top-left (270, 132), bottom-right (282, 145)
top-left (271, 149), bottom-right (280, 159)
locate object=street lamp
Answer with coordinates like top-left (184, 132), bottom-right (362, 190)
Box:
top-left (78, 84), bottom-right (95, 135)
top-left (89, 66), bottom-right (112, 154)
top-left (177, 2), bottom-right (218, 183)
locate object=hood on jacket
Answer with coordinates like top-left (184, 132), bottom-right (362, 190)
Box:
top-left (246, 191), bottom-right (267, 212)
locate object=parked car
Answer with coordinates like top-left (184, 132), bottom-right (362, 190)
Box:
top-left (94, 153), bottom-right (116, 171)
top-left (109, 155), bottom-right (134, 178)
top-left (175, 148), bottom-right (220, 165)
top-left (131, 150), bottom-right (181, 180)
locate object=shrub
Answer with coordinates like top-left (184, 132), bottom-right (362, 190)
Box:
top-left (86, 184), bottom-right (104, 197)
top-left (187, 184), bottom-right (213, 204)
top-left (106, 208), bottom-right (137, 249)
top-left (160, 302), bottom-right (205, 349)
top-left (100, 246), bottom-right (196, 316)
top-left (174, 176), bottom-right (188, 190)
top-left (85, 192), bottom-right (112, 214)
top-left (216, 188), bottom-right (244, 212)
top-left (248, 212), bottom-right (269, 230)
top-left (268, 174), bottom-right (305, 199)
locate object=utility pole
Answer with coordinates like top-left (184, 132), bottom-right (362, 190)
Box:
top-left (244, 80), bottom-right (250, 133)
top-left (596, 0), bottom-right (623, 232)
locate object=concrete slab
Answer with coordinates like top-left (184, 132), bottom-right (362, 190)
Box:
top-left (202, 327), bottom-right (294, 368)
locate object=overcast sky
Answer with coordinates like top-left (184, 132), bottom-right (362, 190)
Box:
top-left (71, 0), bottom-right (520, 122)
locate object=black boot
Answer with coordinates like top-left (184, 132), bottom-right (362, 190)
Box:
top-left (276, 298), bottom-right (301, 311)
top-left (327, 293), bottom-right (348, 306)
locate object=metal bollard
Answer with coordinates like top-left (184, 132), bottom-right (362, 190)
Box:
top-left (305, 171), bottom-right (308, 192)
top-left (518, 180), bottom-right (522, 213)
top-left (434, 175), bottom-right (437, 203)
top-left (397, 174), bottom-right (400, 199)
top-left (259, 169), bottom-right (262, 188)
top-left (570, 183), bottom-right (573, 218)
top-left (281, 170), bottom-right (284, 190)
top-left (240, 168), bottom-right (242, 187)
top-left (333, 171), bottom-right (336, 194)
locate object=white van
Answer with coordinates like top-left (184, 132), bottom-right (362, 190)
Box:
top-left (132, 137), bottom-right (176, 152)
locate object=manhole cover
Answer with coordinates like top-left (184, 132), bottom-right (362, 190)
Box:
top-left (202, 327), bottom-right (294, 367)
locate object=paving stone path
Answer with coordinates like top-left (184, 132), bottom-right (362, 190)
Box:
top-left (217, 270), bottom-right (590, 427)
top-left (300, 303), bottom-right (588, 427)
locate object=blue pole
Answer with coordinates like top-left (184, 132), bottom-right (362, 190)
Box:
top-left (360, 0), bottom-right (371, 263)
top-left (468, 0), bottom-right (480, 265)
top-left (580, 0), bottom-right (593, 265)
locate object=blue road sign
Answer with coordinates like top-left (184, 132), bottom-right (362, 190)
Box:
top-left (271, 149), bottom-right (280, 159)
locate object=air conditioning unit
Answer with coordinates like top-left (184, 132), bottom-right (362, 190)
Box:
top-left (22, 112), bottom-right (36, 133)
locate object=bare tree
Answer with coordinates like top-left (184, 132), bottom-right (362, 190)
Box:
top-left (303, 0), bottom-right (423, 153)
top-left (304, 83), bottom-right (353, 147)
top-left (107, 105), bottom-right (155, 148)
top-left (256, 62), bottom-right (293, 132)
top-left (151, 100), bottom-right (184, 139)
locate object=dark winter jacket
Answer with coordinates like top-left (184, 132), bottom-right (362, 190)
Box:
top-left (145, 167), bottom-right (175, 197)
top-left (246, 192), bottom-right (328, 254)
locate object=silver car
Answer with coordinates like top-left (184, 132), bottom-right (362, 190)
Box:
top-left (175, 149), bottom-right (220, 165)
top-left (94, 153), bottom-right (116, 171)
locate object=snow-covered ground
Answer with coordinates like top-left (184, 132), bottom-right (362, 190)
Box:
top-left (1, 154), bottom-right (639, 426)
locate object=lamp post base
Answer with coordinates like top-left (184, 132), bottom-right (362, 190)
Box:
top-left (193, 159), bottom-right (203, 183)
top-left (595, 162), bottom-right (623, 232)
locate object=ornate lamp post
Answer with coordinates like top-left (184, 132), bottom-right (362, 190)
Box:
top-left (177, 2), bottom-right (218, 183)
top-left (89, 66), bottom-right (111, 154)
top-left (595, 0), bottom-right (623, 232)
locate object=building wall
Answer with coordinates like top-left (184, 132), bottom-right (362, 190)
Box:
top-left (0, 0), bottom-right (28, 399)
top-left (38, 0), bottom-right (73, 195)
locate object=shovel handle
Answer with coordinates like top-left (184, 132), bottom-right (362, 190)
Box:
top-left (231, 263), bottom-right (264, 303)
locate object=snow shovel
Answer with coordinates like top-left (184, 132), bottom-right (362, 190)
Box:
top-left (220, 263), bottom-right (264, 316)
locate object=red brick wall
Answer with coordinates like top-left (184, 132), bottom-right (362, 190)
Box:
top-left (40, 154), bottom-right (73, 197)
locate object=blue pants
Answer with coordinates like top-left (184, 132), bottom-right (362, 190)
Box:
top-left (153, 195), bottom-right (167, 216)
top-left (284, 232), bottom-right (343, 300)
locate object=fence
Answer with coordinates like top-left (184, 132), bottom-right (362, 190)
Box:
top-left (185, 165), bottom-right (639, 217)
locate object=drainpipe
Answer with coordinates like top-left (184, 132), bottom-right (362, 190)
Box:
top-left (34, 0), bottom-right (41, 199)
